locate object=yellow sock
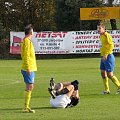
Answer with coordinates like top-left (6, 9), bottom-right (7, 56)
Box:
top-left (103, 77), bottom-right (109, 92)
top-left (24, 90), bottom-right (31, 109)
top-left (111, 76), bottom-right (120, 89)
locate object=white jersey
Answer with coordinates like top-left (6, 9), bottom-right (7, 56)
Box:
top-left (50, 94), bottom-right (71, 108)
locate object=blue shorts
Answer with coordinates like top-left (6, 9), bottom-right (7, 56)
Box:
top-left (100, 54), bottom-right (115, 72)
top-left (21, 70), bottom-right (35, 84)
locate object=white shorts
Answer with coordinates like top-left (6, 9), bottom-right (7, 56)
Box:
top-left (50, 94), bottom-right (71, 108)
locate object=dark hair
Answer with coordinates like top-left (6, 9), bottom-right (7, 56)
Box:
top-left (66, 97), bottom-right (79, 108)
top-left (24, 24), bottom-right (33, 35)
top-left (70, 97), bottom-right (79, 106)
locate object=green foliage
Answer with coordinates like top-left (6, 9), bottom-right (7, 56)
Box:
top-left (56, 0), bottom-right (101, 31)
top-left (0, 0), bottom-right (57, 32)
top-left (0, 0), bottom-right (119, 37)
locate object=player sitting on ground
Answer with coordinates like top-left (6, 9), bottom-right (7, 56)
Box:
top-left (48, 78), bottom-right (80, 108)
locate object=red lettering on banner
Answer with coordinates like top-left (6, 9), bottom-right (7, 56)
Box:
top-left (35, 32), bottom-right (67, 38)
top-left (36, 33), bottom-right (41, 38)
top-left (76, 45), bottom-right (99, 48)
top-left (114, 44), bottom-right (120, 47)
top-left (93, 35), bottom-right (99, 39)
top-left (75, 36), bottom-right (92, 39)
top-left (52, 32), bottom-right (57, 38)
top-left (48, 32), bottom-right (52, 37)
top-left (42, 32), bottom-right (47, 38)
top-left (112, 35), bottom-right (120, 38)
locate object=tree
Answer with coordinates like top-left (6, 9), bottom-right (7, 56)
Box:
top-left (0, 0), bottom-right (57, 33)
top-left (99, 0), bottom-right (118, 30)
top-left (56, 0), bottom-right (101, 31)
top-left (0, 0), bottom-right (57, 57)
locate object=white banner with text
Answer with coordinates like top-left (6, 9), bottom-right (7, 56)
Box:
top-left (10, 30), bottom-right (120, 54)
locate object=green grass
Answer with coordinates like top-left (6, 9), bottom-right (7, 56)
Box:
top-left (105, 19), bottom-right (120, 29)
top-left (0, 57), bottom-right (120, 120)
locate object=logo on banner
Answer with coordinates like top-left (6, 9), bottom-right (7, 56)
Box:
top-left (90, 8), bottom-right (109, 18)
top-left (10, 36), bottom-right (21, 54)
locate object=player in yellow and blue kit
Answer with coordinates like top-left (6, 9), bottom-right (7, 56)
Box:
top-left (97, 22), bottom-right (120, 94)
top-left (21, 24), bottom-right (37, 113)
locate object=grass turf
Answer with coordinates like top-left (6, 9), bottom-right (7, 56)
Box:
top-left (0, 57), bottom-right (120, 120)
top-left (105, 19), bottom-right (120, 30)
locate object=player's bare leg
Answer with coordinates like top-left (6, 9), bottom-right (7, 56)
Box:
top-left (48, 79), bottom-right (79, 98)
top-left (65, 85), bottom-right (74, 97)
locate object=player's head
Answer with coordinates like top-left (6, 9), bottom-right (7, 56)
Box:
top-left (25, 24), bottom-right (33, 36)
top-left (97, 22), bottom-right (106, 34)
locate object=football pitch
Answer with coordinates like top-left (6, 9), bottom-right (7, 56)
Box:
top-left (0, 57), bottom-right (120, 120)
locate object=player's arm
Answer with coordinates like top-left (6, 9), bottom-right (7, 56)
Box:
top-left (24, 39), bottom-right (31, 74)
top-left (72, 90), bottom-right (80, 99)
top-left (104, 32), bottom-right (113, 44)
top-left (102, 32), bottom-right (114, 60)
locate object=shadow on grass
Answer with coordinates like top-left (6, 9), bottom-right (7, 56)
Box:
top-left (33, 106), bottom-right (54, 110)
top-left (0, 108), bottom-right (23, 113)
top-left (0, 106), bottom-right (53, 112)
top-left (81, 93), bottom-right (118, 99)
top-left (0, 108), bottom-right (21, 111)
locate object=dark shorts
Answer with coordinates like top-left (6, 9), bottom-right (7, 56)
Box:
top-left (21, 70), bottom-right (35, 84)
top-left (100, 54), bottom-right (115, 72)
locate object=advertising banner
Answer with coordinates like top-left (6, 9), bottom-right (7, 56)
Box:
top-left (69, 30), bottom-right (120, 54)
top-left (10, 32), bottom-right (70, 54)
top-left (10, 30), bottom-right (120, 54)
top-left (80, 7), bottom-right (120, 20)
